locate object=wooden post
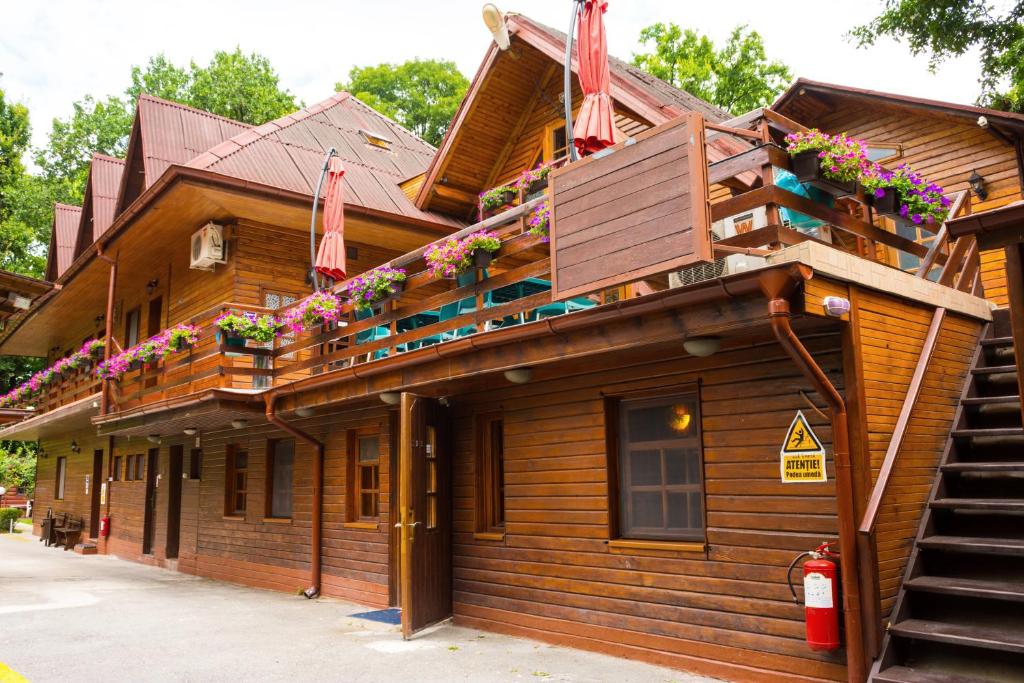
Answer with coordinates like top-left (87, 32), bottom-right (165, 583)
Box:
top-left (1003, 243), bottom-right (1024, 425)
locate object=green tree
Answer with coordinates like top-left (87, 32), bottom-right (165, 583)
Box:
top-left (187, 49), bottom-right (299, 124)
top-left (0, 85), bottom-right (48, 277)
top-left (633, 24), bottom-right (792, 114)
top-left (852, 1), bottom-right (1024, 112)
top-left (338, 59), bottom-right (469, 146)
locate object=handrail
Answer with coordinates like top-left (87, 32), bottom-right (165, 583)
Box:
top-left (918, 191), bottom-right (968, 280)
top-left (858, 306), bottom-right (946, 534)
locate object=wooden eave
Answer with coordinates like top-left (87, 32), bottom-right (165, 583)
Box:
top-left (948, 201), bottom-right (1024, 250)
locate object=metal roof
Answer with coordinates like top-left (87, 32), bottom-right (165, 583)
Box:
top-left (46, 204), bottom-right (82, 280)
top-left (87, 154), bottom-right (125, 240)
top-left (186, 93), bottom-right (459, 226)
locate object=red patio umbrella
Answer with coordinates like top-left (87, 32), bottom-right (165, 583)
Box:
top-left (573, 0), bottom-right (617, 156)
top-left (315, 157), bottom-right (347, 281)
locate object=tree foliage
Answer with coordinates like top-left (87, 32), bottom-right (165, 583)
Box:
top-left (632, 23), bottom-right (792, 115)
top-left (337, 59), bottom-right (469, 146)
top-left (852, 1), bottom-right (1024, 112)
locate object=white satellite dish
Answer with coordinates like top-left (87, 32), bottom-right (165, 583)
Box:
top-left (482, 4), bottom-right (510, 51)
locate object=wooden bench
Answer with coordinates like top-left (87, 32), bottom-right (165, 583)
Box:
top-left (52, 515), bottom-right (83, 551)
top-left (41, 511), bottom-right (66, 547)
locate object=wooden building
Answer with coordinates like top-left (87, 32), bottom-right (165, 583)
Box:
top-left (2, 12), bottom-right (1022, 683)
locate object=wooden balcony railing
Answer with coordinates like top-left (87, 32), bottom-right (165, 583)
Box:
top-left (31, 365), bottom-right (102, 414)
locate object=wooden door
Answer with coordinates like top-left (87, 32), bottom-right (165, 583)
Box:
top-left (89, 450), bottom-right (103, 538)
top-left (398, 393), bottom-right (452, 638)
top-left (165, 446), bottom-right (183, 559)
top-left (142, 448), bottom-right (159, 555)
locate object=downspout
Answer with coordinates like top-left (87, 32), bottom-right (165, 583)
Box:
top-left (263, 391), bottom-right (323, 598)
top-left (760, 269), bottom-right (866, 683)
top-left (95, 246), bottom-right (117, 416)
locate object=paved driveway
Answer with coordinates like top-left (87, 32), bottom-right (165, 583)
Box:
top-left (0, 529), bottom-right (716, 683)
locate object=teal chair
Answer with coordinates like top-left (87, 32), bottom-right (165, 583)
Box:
top-left (354, 307), bottom-right (396, 360)
top-left (775, 167), bottom-right (833, 238)
top-left (439, 270), bottom-right (492, 340)
top-left (514, 278), bottom-right (597, 320)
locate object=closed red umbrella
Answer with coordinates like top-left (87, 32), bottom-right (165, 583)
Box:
top-left (315, 157), bottom-right (347, 281)
top-left (574, 0), bottom-right (617, 156)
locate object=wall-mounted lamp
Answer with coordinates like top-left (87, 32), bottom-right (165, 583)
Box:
top-left (822, 296), bottom-right (851, 318)
top-left (146, 279), bottom-right (159, 295)
top-left (968, 170), bottom-right (988, 201)
top-left (294, 407), bottom-right (314, 418)
top-left (683, 337), bottom-right (720, 358)
top-left (183, 427), bottom-right (198, 436)
top-left (504, 367), bottom-right (534, 384)
top-left (482, 4), bottom-right (510, 50)
top-left (70, 440), bottom-right (81, 454)
top-left (147, 434), bottom-right (161, 444)
top-left (379, 392), bottom-right (401, 406)
top-left (230, 419), bottom-right (249, 430)
top-left (94, 314), bottom-right (105, 327)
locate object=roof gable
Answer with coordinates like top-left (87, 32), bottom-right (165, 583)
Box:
top-left (72, 154), bottom-right (125, 260)
top-left (45, 204), bottom-right (82, 281)
top-left (186, 92), bottom-right (458, 226)
top-left (114, 94), bottom-right (251, 215)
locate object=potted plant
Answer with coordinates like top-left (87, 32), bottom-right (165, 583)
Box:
top-left (216, 312), bottom-right (282, 345)
top-left (425, 232), bottom-right (501, 278)
top-left (862, 163), bottom-right (951, 228)
top-left (464, 231), bottom-right (501, 268)
top-left (166, 324), bottom-right (201, 354)
top-left (347, 266), bottom-right (407, 313)
top-left (515, 163), bottom-right (553, 197)
top-left (785, 129), bottom-right (867, 198)
top-left (479, 184), bottom-right (517, 216)
top-left (527, 202), bottom-right (551, 243)
top-left (282, 291), bottom-right (343, 332)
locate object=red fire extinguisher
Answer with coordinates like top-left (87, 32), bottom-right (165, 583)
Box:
top-left (99, 515), bottom-right (111, 537)
top-left (788, 541), bottom-right (840, 651)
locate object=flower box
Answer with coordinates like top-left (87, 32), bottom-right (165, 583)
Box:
top-left (866, 186), bottom-right (899, 216)
top-left (791, 150), bottom-right (857, 198)
top-left (217, 331), bottom-right (247, 349)
top-left (522, 177), bottom-right (548, 197)
top-left (479, 186), bottom-right (517, 218)
top-left (472, 248), bottom-right (494, 269)
top-left (371, 281), bottom-right (405, 312)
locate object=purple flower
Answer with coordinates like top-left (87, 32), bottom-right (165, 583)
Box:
top-left (874, 188), bottom-right (885, 199)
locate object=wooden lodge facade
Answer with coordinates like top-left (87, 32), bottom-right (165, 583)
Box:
top-left (4, 13), bottom-right (1024, 683)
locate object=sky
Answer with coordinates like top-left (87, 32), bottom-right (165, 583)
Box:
top-left (1, 0), bottom-right (984, 155)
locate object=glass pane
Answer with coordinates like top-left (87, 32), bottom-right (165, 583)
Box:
top-left (235, 493), bottom-right (245, 513)
top-left (235, 472), bottom-right (246, 490)
top-left (359, 436), bottom-right (379, 463)
top-left (631, 491), bottom-right (662, 529)
top-left (235, 451), bottom-right (248, 470)
top-left (666, 448), bottom-right (700, 485)
top-left (270, 442), bottom-right (294, 518)
top-left (626, 401), bottom-right (696, 442)
top-left (360, 465), bottom-right (376, 490)
top-left (629, 449), bottom-right (662, 486)
top-left (360, 492), bottom-right (377, 518)
top-left (667, 492), bottom-right (698, 530)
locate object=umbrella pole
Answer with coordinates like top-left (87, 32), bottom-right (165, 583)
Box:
top-left (564, 0), bottom-right (583, 162)
top-left (309, 147), bottom-right (338, 292)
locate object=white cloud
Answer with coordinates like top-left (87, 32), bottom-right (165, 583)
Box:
top-left (1, 0), bottom-right (983, 156)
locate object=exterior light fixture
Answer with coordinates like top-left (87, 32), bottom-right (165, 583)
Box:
top-left (822, 296), bottom-right (851, 318)
top-left (968, 170), bottom-right (988, 201)
top-left (683, 337), bottom-right (720, 358)
top-left (482, 4), bottom-right (510, 50)
top-left (147, 434), bottom-right (161, 444)
top-left (94, 314), bottom-right (105, 327)
top-left (504, 367), bottom-right (534, 384)
top-left (70, 440), bottom-right (81, 453)
top-left (379, 392), bottom-right (401, 406)
top-left (183, 427), bottom-right (198, 436)
top-left (146, 279), bottom-right (159, 295)
top-left (295, 407), bottom-right (314, 418)
top-left (230, 419), bottom-right (248, 430)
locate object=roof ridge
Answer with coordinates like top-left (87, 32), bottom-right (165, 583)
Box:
top-left (54, 203), bottom-right (82, 212)
top-left (136, 93), bottom-right (253, 128)
top-left (91, 152), bottom-right (126, 165)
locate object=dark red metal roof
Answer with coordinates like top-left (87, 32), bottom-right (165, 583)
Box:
top-left (187, 93), bottom-right (459, 226)
top-left (46, 204), bottom-right (82, 280)
top-left (88, 154), bottom-right (125, 239)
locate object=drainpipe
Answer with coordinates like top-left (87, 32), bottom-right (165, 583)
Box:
top-left (263, 391), bottom-right (323, 598)
top-left (760, 270), bottom-right (866, 683)
top-left (95, 246), bottom-right (117, 415)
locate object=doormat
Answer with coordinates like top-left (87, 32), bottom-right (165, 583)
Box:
top-left (350, 608), bottom-right (401, 625)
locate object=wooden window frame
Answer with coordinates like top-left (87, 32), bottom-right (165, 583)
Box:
top-left (111, 455), bottom-right (122, 482)
top-left (265, 438), bottom-right (295, 520)
top-left (225, 445), bottom-right (248, 517)
top-left (346, 428), bottom-right (381, 524)
top-left (605, 385), bottom-right (707, 545)
top-left (124, 306), bottom-right (141, 348)
top-left (543, 120), bottom-right (569, 164)
top-left (863, 141), bottom-right (903, 164)
top-left (55, 456), bottom-right (67, 500)
top-left (135, 453), bottom-right (144, 481)
top-left (474, 413), bottom-right (505, 538)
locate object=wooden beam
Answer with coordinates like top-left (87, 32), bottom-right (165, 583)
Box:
top-left (1004, 243), bottom-right (1024, 426)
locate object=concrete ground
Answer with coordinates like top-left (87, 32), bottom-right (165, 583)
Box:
top-left (0, 527), bottom-right (718, 683)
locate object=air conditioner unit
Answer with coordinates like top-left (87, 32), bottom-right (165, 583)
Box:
top-left (669, 208), bottom-right (767, 288)
top-left (190, 223), bottom-right (227, 270)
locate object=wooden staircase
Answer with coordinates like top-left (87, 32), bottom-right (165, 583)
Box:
top-left (874, 312), bottom-right (1024, 682)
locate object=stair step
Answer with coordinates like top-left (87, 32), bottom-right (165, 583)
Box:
top-left (906, 575), bottom-right (1024, 602)
top-left (890, 618), bottom-right (1024, 654)
top-left (961, 395), bottom-right (1020, 407)
top-left (981, 336), bottom-right (1015, 347)
top-left (874, 665), bottom-right (981, 683)
top-left (931, 498), bottom-right (1024, 512)
top-left (952, 427), bottom-right (1024, 439)
top-left (942, 461), bottom-right (1024, 472)
top-left (918, 535), bottom-right (1024, 556)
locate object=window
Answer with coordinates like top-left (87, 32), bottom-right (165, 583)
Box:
top-left (475, 414), bottom-right (505, 534)
top-left (189, 449), bottom-right (202, 480)
top-left (55, 457), bottom-right (67, 500)
top-left (348, 431), bottom-right (380, 521)
top-left (124, 307), bottom-right (140, 348)
top-left (266, 440), bottom-right (294, 519)
top-left (864, 143), bottom-right (902, 164)
top-left (225, 446), bottom-right (248, 515)
top-left (257, 291), bottom-right (297, 387)
top-left (543, 121), bottom-right (569, 162)
top-left (359, 129), bottom-right (393, 151)
top-left (112, 455), bottom-right (122, 482)
top-left (612, 391), bottom-right (704, 541)
top-left (134, 454), bottom-right (144, 481)
top-left (426, 426), bottom-right (438, 530)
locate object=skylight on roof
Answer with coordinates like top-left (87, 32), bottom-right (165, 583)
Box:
top-left (359, 129), bottom-right (393, 151)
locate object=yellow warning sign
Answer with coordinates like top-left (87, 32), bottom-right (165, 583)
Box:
top-left (781, 453), bottom-right (827, 483)
top-left (781, 410), bottom-right (825, 454)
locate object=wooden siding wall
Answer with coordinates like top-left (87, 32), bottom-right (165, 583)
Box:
top-left (811, 103), bottom-right (1022, 307)
top-left (33, 430), bottom-right (108, 535)
top-left (845, 288), bottom-right (982, 617)
top-left (450, 335), bottom-right (848, 682)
